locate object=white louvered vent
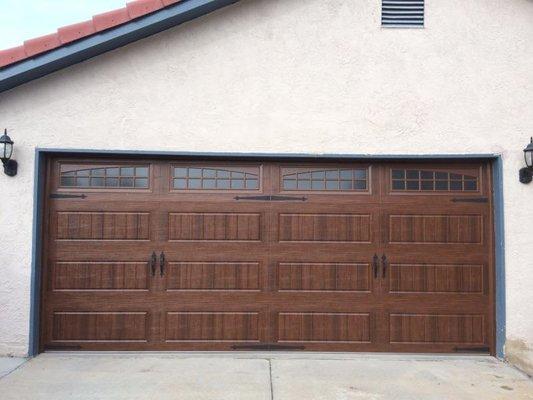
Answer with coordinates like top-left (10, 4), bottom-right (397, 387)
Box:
top-left (382, 0), bottom-right (424, 27)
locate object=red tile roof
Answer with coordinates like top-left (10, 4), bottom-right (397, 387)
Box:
top-left (0, 0), bottom-right (182, 68)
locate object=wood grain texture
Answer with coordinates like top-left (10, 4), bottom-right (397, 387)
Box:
top-left (166, 262), bottom-right (260, 291)
top-left (168, 213), bottom-right (261, 241)
top-left (52, 262), bottom-right (149, 290)
top-left (278, 313), bottom-right (371, 343)
top-left (278, 214), bottom-right (371, 242)
top-left (165, 312), bottom-right (260, 342)
top-left (389, 264), bottom-right (483, 293)
top-left (278, 263), bottom-right (370, 292)
top-left (389, 215), bottom-right (483, 244)
top-left (389, 314), bottom-right (485, 344)
top-left (56, 212), bottom-right (150, 240)
top-left (52, 312), bottom-right (148, 342)
top-left (41, 158), bottom-right (495, 353)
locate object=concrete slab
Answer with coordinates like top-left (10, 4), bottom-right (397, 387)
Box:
top-left (0, 354), bottom-right (271, 400)
top-left (0, 357), bottom-right (27, 378)
top-left (0, 353), bottom-right (531, 400)
top-left (272, 357), bottom-right (533, 400)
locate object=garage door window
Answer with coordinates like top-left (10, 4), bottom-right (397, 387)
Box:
top-left (391, 169), bottom-right (478, 192)
top-left (60, 164), bottom-right (150, 188)
top-left (172, 166), bottom-right (260, 190)
top-left (282, 168), bottom-right (368, 191)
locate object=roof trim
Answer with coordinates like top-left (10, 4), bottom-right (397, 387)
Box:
top-left (0, 0), bottom-right (238, 93)
top-left (34, 148), bottom-right (502, 160)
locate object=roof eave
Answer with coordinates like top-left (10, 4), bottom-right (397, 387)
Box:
top-left (0, 0), bottom-right (239, 93)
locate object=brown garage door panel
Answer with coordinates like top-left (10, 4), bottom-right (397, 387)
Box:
top-left (51, 312), bottom-right (148, 342)
top-left (56, 212), bottom-right (151, 241)
top-left (277, 263), bottom-right (371, 292)
top-left (388, 214), bottom-right (484, 244)
top-left (165, 262), bottom-right (261, 291)
top-left (388, 264), bottom-right (484, 294)
top-left (168, 212), bottom-right (262, 241)
top-left (51, 262), bottom-right (150, 291)
top-left (277, 312), bottom-right (372, 343)
top-left (164, 312), bottom-right (261, 342)
top-left (278, 213), bottom-right (372, 243)
top-left (389, 314), bottom-right (485, 345)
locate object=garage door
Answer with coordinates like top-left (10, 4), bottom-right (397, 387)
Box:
top-left (41, 158), bottom-right (495, 353)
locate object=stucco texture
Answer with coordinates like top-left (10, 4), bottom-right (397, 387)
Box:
top-left (0, 0), bottom-right (532, 362)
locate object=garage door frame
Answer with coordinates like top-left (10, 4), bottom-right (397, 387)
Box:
top-left (28, 149), bottom-right (505, 357)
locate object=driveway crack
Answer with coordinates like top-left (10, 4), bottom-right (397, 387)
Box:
top-left (0, 358), bottom-right (29, 381)
top-left (268, 358), bottom-right (274, 400)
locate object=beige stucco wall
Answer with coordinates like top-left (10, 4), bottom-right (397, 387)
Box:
top-left (0, 0), bottom-right (532, 367)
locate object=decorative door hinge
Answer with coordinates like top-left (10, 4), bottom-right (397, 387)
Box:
top-left (44, 344), bottom-right (83, 350)
top-left (453, 346), bottom-right (490, 353)
top-left (50, 193), bottom-right (87, 199)
top-left (231, 343), bottom-right (305, 350)
top-left (234, 195), bottom-right (307, 201)
top-left (451, 197), bottom-right (488, 203)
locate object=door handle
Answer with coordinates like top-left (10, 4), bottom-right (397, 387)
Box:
top-left (149, 251), bottom-right (157, 277)
top-left (373, 254), bottom-right (379, 279)
top-left (159, 251), bottom-right (165, 277)
top-left (381, 254), bottom-right (388, 278)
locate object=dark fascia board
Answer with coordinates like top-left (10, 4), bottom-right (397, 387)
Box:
top-left (0, 0), bottom-right (239, 93)
top-left (35, 148), bottom-right (500, 161)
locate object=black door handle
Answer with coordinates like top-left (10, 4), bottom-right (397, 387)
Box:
top-left (373, 254), bottom-right (379, 279)
top-left (149, 252), bottom-right (157, 277)
top-left (381, 254), bottom-right (388, 278)
top-left (159, 251), bottom-right (165, 277)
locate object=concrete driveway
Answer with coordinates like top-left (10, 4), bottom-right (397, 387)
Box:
top-left (0, 353), bottom-right (531, 399)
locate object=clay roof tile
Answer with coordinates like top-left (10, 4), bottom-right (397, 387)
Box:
top-left (0, 0), bottom-right (182, 68)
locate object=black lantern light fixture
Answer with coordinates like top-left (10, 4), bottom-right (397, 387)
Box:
top-left (519, 137), bottom-right (533, 184)
top-left (0, 129), bottom-right (17, 177)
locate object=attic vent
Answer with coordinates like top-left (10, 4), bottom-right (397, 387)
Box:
top-left (382, 0), bottom-right (424, 27)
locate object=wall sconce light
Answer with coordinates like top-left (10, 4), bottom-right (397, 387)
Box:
top-left (519, 137), bottom-right (533, 184)
top-left (0, 129), bottom-right (17, 177)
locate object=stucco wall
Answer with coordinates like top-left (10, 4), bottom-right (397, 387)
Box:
top-left (0, 0), bottom-right (532, 363)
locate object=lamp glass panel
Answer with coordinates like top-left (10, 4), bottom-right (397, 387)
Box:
top-left (525, 150), bottom-right (533, 168)
top-left (2, 142), bottom-right (13, 160)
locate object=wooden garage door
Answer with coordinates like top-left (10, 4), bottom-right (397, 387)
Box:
top-left (41, 158), bottom-right (494, 353)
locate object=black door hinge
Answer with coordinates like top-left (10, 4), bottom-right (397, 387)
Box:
top-left (234, 195), bottom-right (307, 201)
top-left (451, 197), bottom-right (488, 203)
top-left (50, 193), bottom-right (87, 199)
top-left (44, 344), bottom-right (83, 350)
top-left (231, 343), bottom-right (305, 351)
top-left (453, 346), bottom-right (490, 353)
